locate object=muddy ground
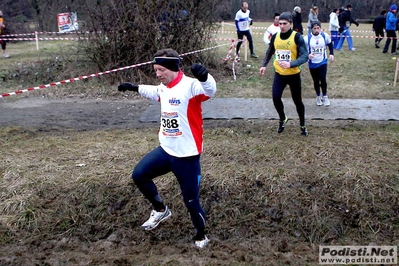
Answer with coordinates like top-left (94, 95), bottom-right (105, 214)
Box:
top-left (0, 96), bottom-right (397, 266)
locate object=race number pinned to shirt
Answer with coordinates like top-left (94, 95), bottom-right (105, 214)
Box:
top-left (161, 112), bottom-right (182, 137)
top-left (276, 50), bottom-right (292, 62)
top-left (312, 47), bottom-right (325, 55)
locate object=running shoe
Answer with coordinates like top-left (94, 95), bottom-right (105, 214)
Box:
top-left (323, 96), bottom-right (330, 106)
top-left (251, 53), bottom-right (259, 58)
top-left (141, 206), bottom-right (172, 231)
top-left (316, 96), bottom-right (323, 106)
top-left (195, 236), bottom-right (210, 248)
top-left (277, 116), bottom-right (288, 133)
top-left (301, 126), bottom-right (308, 136)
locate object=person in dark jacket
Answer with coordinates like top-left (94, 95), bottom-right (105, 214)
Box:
top-left (382, 5), bottom-right (397, 54)
top-left (292, 6), bottom-right (303, 34)
top-left (336, 4), bottom-right (359, 51)
top-left (373, 10), bottom-right (387, 48)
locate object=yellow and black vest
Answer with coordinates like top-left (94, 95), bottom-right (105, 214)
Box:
top-left (273, 31), bottom-right (300, 75)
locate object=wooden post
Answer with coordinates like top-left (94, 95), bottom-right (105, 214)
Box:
top-left (35, 31), bottom-right (39, 50)
top-left (244, 35), bottom-right (248, 62)
top-left (394, 58), bottom-right (399, 87)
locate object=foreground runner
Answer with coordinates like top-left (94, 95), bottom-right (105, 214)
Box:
top-left (118, 48), bottom-right (216, 248)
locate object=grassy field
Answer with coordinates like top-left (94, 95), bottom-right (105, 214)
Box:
top-left (0, 23), bottom-right (399, 265)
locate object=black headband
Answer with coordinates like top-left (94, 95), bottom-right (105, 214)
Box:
top-left (153, 57), bottom-right (180, 72)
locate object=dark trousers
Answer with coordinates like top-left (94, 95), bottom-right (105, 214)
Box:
top-left (132, 146), bottom-right (206, 233)
top-left (236, 30), bottom-right (254, 55)
top-left (383, 30), bottom-right (397, 53)
top-left (272, 72), bottom-right (306, 127)
top-left (309, 64), bottom-right (328, 96)
top-left (374, 29), bottom-right (384, 44)
top-left (0, 40), bottom-right (6, 50)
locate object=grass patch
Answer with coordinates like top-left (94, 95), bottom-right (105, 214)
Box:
top-left (0, 121), bottom-right (398, 265)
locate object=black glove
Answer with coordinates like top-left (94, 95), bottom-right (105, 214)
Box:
top-left (191, 63), bottom-right (208, 82)
top-left (250, 20), bottom-right (253, 26)
top-left (355, 22), bottom-right (359, 27)
top-left (118, 82), bottom-right (139, 92)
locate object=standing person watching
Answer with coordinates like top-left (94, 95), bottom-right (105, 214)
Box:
top-left (117, 48), bottom-right (216, 248)
top-left (259, 12), bottom-right (309, 136)
top-left (372, 9), bottom-right (386, 49)
top-left (263, 13), bottom-right (280, 45)
top-left (329, 8), bottom-right (340, 49)
top-left (235, 2), bottom-right (258, 60)
top-left (336, 4), bottom-right (359, 52)
top-left (0, 10), bottom-right (9, 58)
top-left (382, 5), bottom-right (397, 54)
top-left (304, 21), bottom-right (334, 106)
top-left (292, 6), bottom-right (303, 34)
top-left (307, 6), bottom-right (319, 33)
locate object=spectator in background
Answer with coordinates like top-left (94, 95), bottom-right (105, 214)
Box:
top-left (263, 13), bottom-right (280, 45)
top-left (329, 8), bottom-right (340, 49)
top-left (235, 2), bottom-right (258, 60)
top-left (307, 6), bottom-right (318, 33)
top-left (304, 21), bottom-right (334, 107)
top-left (292, 6), bottom-right (303, 34)
top-left (336, 4), bottom-right (359, 52)
top-left (0, 10), bottom-right (9, 58)
top-left (382, 5), bottom-right (397, 54)
top-left (372, 9), bottom-right (386, 48)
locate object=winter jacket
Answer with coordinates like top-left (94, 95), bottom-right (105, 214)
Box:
top-left (385, 11), bottom-right (397, 31)
top-left (292, 11), bottom-right (303, 34)
top-left (329, 12), bottom-right (339, 31)
top-left (373, 14), bottom-right (386, 31)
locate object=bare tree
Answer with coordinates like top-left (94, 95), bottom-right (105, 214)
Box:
top-left (77, 0), bottom-right (227, 83)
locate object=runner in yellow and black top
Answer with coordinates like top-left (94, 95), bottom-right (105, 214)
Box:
top-left (259, 11), bottom-right (309, 136)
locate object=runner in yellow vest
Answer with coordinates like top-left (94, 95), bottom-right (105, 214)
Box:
top-left (259, 12), bottom-right (308, 136)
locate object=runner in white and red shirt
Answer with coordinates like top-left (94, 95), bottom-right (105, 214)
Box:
top-left (118, 48), bottom-right (216, 248)
top-left (263, 13), bottom-right (281, 45)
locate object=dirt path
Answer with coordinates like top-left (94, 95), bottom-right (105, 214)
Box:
top-left (0, 97), bottom-right (156, 130)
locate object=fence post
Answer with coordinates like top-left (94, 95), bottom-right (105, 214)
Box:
top-left (394, 58), bottom-right (399, 87)
top-left (35, 31), bottom-right (39, 50)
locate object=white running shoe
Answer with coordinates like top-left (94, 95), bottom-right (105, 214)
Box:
top-left (350, 48), bottom-right (356, 51)
top-left (195, 236), bottom-right (210, 248)
top-left (3, 54), bottom-right (10, 58)
top-left (141, 206), bottom-right (172, 231)
top-left (316, 96), bottom-right (323, 106)
top-left (323, 96), bottom-right (330, 106)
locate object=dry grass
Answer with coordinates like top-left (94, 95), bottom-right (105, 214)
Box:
top-left (0, 120), bottom-right (398, 265)
top-left (0, 23), bottom-right (399, 265)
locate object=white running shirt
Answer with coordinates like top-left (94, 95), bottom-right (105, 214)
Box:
top-left (235, 9), bottom-right (252, 31)
top-left (138, 71), bottom-right (217, 157)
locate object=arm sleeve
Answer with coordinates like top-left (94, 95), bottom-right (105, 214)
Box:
top-left (290, 33), bottom-right (308, 68)
top-left (198, 74), bottom-right (217, 98)
top-left (261, 35), bottom-right (276, 67)
top-left (263, 30), bottom-right (269, 44)
top-left (328, 42), bottom-right (334, 55)
top-left (235, 20), bottom-right (239, 31)
top-left (138, 85), bottom-right (161, 101)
